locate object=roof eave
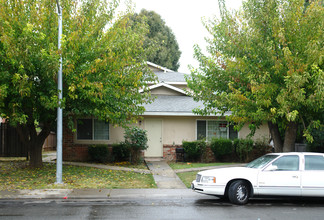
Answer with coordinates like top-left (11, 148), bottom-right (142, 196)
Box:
top-left (142, 112), bottom-right (231, 117)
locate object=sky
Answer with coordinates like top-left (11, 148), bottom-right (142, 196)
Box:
top-left (119, 0), bottom-right (243, 73)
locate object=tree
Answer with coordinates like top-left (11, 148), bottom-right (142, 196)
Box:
top-left (0, 0), bottom-right (155, 168)
top-left (187, 0), bottom-right (323, 152)
top-left (129, 9), bottom-right (181, 71)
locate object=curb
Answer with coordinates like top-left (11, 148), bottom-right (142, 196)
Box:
top-left (0, 189), bottom-right (212, 200)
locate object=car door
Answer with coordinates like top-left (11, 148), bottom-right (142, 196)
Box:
top-left (301, 155), bottom-right (324, 196)
top-left (257, 155), bottom-right (301, 196)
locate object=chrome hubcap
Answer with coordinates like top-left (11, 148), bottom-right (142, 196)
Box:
top-left (237, 185), bottom-right (247, 201)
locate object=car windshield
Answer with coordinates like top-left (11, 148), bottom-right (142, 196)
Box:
top-left (246, 155), bottom-right (279, 169)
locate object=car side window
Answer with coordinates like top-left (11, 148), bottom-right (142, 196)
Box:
top-left (305, 155), bottom-right (324, 170)
top-left (272, 155), bottom-right (299, 171)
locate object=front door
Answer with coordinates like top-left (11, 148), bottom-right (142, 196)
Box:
top-left (144, 119), bottom-right (163, 157)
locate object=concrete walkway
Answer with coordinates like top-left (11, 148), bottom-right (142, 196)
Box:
top-left (145, 158), bottom-right (187, 189)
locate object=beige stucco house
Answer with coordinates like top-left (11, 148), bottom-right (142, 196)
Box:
top-left (63, 62), bottom-right (270, 161)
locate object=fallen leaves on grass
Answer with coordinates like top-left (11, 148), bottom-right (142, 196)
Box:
top-left (0, 161), bottom-right (156, 190)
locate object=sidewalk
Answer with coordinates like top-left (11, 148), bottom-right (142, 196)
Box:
top-left (0, 189), bottom-right (212, 200)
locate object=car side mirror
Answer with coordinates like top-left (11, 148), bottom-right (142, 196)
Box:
top-left (265, 164), bottom-right (278, 171)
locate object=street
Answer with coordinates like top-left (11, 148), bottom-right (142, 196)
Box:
top-left (1, 197), bottom-right (324, 220)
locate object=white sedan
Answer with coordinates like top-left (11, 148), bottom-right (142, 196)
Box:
top-left (191, 152), bottom-right (324, 205)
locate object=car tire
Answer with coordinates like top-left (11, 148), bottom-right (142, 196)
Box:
top-left (228, 180), bottom-right (250, 205)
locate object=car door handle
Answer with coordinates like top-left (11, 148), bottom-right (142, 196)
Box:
top-left (292, 176), bottom-right (299, 178)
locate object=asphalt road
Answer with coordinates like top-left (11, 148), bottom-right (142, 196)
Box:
top-left (1, 197), bottom-right (324, 220)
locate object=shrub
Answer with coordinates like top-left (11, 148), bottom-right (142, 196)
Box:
top-left (253, 139), bottom-right (272, 158)
top-left (234, 138), bottom-right (254, 162)
top-left (112, 143), bottom-right (130, 162)
top-left (182, 140), bottom-right (207, 162)
top-left (88, 145), bottom-right (110, 163)
top-left (307, 128), bottom-right (324, 152)
top-left (124, 127), bottom-right (148, 164)
top-left (210, 138), bottom-right (234, 160)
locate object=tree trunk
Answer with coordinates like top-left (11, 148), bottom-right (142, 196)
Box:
top-left (29, 140), bottom-right (44, 168)
top-left (16, 123), bottom-right (51, 168)
top-left (282, 121), bottom-right (298, 152)
top-left (268, 121), bottom-right (283, 152)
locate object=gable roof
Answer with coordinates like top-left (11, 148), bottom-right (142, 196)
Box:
top-left (142, 62), bottom-right (227, 117)
top-left (142, 95), bottom-right (230, 116)
top-left (142, 95), bottom-right (203, 116)
top-left (147, 61), bottom-right (174, 73)
top-left (154, 71), bottom-right (188, 84)
top-left (140, 83), bottom-right (186, 95)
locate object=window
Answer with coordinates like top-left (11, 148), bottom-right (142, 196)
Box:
top-left (305, 155), bottom-right (324, 170)
top-left (272, 155), bottom-right (299, 171)
top-left (196, 120), bottom-right (238, 141)
top-left (77, 119), bottom-right (109, 140)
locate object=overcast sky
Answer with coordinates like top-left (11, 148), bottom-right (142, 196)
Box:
top-left (119, 0), bottom-right (242, 73)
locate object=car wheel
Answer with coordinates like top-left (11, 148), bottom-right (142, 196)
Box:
top-left (228, 180), bottom-right (250, 205)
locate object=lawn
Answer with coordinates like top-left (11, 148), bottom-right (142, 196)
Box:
top-left (172, 162), bottom-right (239, 188)
top-left (0, 161), bottom-right (156, 190)
top-left (177, 171), bottom-right (197, 188)
top-left (168, 162), bottom-right (234, 170)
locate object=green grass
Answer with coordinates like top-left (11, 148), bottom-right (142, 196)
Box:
top-left (0, 161), bottom-right (156, 190)
top-left (168, 162), bottom-right (234, 170)
top-left (177, 171), bottom-right (197, 188)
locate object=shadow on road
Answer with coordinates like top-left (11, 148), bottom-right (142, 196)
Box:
top-left (194, 197), bottom-right (324, 207)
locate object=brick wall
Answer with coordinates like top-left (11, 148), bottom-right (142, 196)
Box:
top-left (63, 123), bottom-right (91, 162)
top-left (163, 144), bottom-right (216, 162)
top-left (203, 147), bottom-right (216, 163)
top-left (163, 144), bottom-right (181, 161)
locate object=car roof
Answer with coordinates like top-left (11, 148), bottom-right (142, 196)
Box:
top-left (267, 152), bottom-right (324, 156)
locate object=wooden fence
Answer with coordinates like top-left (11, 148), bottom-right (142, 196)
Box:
top-left (0, 123), bottom-right (56, 157)
top-left (0, 123), bottom-right (27, 157)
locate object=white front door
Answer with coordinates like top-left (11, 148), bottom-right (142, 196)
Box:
top-left (144, 119), bottom-right (163, 157)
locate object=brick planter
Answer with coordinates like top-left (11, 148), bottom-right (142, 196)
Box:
top-left (163, 144), bottom-right (216, 162)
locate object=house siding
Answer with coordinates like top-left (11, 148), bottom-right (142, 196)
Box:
top-left (150, 87), bottom-right (186, 96)
top-left (239, 123), bottom-right (270, 141)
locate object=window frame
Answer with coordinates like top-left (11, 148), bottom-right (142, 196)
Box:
top-left (304, 155), bottom-right (324, 171)
top-left (196, 119), bottom-right (238, 141)
top-left (76, 118), bottom-right (110, 141)
top-left (271, 155), bottom-right (300, 171)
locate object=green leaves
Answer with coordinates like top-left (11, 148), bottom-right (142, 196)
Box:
top-left (128, 9), bottom-right (181, 71)
top-left (0, 0), bottom-right (157, 167)
top-left (1, 0), bottom-right (155, 127)
top-left (187, 0), bottom-right (324, 148)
